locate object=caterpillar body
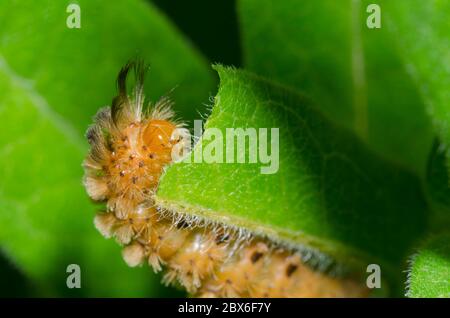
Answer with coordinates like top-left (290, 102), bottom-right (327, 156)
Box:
top-left (83, 61), bottom-right (368, 297)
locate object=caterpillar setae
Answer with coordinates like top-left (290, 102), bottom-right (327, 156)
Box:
top-left (82, 61), bottom-right (368, 297)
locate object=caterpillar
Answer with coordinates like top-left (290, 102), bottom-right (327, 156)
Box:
top-left (83, 61), bottom-right (368, 297)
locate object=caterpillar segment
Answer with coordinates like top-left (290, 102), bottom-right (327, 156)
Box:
top-left (83, 61), bottom-right (369, 298)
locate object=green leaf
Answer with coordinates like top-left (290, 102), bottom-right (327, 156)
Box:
top-left (381, 0), bottom-right (450, 216)
top-left (0, 0), bottom-right (214, 296)
top-left (238, 0), bottom-right (434, 176)
top-left (382, 0), bottom-right (449, 163)
top-left (407, 233), bottom-right (450, 298)
top-left (156, 66), bottom-right (428, 288)
top-left (380, 0), bottom-right (450, 233)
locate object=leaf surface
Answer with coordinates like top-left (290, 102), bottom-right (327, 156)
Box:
top-left (238, 0), bottom-right (436, 176)
top-left (407, 234), bottom-right (450, 298)
top-left (156, 66), bottom-right (428, 285)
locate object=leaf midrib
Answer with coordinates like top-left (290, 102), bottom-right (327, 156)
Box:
top-left (0, 54), bottom-right (86, 152)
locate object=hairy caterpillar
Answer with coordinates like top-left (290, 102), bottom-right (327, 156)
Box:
top-left (83, 61), bottom-right (368, 297)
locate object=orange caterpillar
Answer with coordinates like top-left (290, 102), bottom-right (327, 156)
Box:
top-left (83, 61), bottom-right (368, 297)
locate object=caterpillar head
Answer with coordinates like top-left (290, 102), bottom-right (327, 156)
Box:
top-left (83, 61), bottom-right (190, 220)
